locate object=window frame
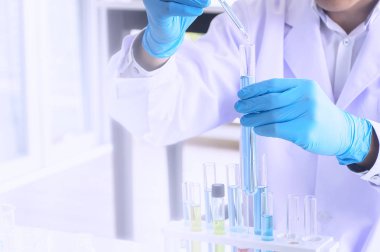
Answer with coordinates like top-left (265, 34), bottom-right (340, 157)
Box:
top-left (0, 0), bottom-right (108, 185)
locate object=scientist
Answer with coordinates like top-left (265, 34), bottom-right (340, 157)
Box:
top-left (108, 0), bottom-right (380, 251)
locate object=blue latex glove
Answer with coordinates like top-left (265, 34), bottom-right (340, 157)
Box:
top-left (142, 0), bottom-right (210, 58)
top-left (235, 78), bottom-right (373, 165)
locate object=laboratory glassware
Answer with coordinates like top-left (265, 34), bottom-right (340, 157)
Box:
top-left (189, 182), bottom-right (202, 252)
top-left (239, 43), bottom-right (256, 195)
top-left (287, 194), bottom-right (300, 242)
top-left (189, 182), bottom-right (202, 232)
top-left (254, 155), bottom-right (268, 235)
top-left (226, 164), bottom-right (250, 252)
top-left (163, 220), bottom-right (339, 251)
top-left (261, 191), bottom-right (274, 241)
top-left (212, 183), bottom-right (226, 235)
top-left (203, 162), bottom-right (217, 230)
top-left (226, 163), bottom-right (243, 233)
top-left (212, 183), bottom-right (226, 252)
top-left (304, 195), bottom-right (319, 241)
top-left (217, 0), bottom-right (249, 40)
top-left (182, 181), bottom-right (191, 226)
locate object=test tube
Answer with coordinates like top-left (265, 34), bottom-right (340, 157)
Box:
top-left (226, 163), bottom-right (243, 233)
top-left (182, 181), bottom-right (191, 227)
top-left (189, 183), bottom-right (202, 252)
top-left (212, 183), bottom-right (225, 252)
top-left (203, 162), bottom-right (217, 230)
top-left (261, 191), bottom-right (274, 241)
top-left (189, 182), bottom-right (202, 232)
top-left (226, 170), bottom-right (248, 252)
top-left (254, 155), bottom-right (268, 236)
top-left (239, 43), bottom-right (257, 195)
top-left (304, 195), bottom-right (319, 241)
top-left (212, 184), bottom-right (226, 235)
top-left (242, 192), bottom-right (254, 229)
top-left (286, 194), bottom-right (300, 242)
top-left (188, 184), bottom-right (202, 252)
top-left (181, 182), bottom-right (191, 252)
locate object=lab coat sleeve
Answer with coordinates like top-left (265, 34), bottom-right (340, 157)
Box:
top-left (107, 32), bottom-right (181, 140)
top-left (107, 0), bottom-right (261, 145)
top-left (360, 120), bottom-right (380, 186)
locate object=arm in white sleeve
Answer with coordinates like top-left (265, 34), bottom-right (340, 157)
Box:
top-left (106, 7), bottom-right (252, 145)
top-left (107, 32), bottom-right (180, 142)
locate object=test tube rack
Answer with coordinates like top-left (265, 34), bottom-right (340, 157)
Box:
top-left (163, 221), bottom-right (339, 252)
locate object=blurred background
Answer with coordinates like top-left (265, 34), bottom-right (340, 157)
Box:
top-left (0, 0), bottom-right (239, 249)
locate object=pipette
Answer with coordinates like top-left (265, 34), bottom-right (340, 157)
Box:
top-left (217, 0), bottom-right (249, 40)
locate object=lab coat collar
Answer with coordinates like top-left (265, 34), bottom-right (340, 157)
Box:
top-left (285, 0), bottom-right (380, 108)
top-left (336, 16), bottom-right (380, 109)
top-left (284, 1), bottom-right (334, 101)
top-left (312, 0), bottom-right (380, 32)
top-left (367, 1), bottom-right (380, 28)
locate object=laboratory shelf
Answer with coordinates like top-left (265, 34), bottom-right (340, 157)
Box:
top-left (163, 221), bottom-right (339, 252)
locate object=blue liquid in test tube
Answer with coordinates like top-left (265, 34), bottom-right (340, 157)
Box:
top-left (261, 214), bottom-right (274, 241)
top-left (254, 186), bottom-right (267, 235)
top-left (240, 75), bottom-right (257, 196)
top-left (239, 44), bottom-right (257, 196)
top-left (261, 191), bottom-right (274, 252)
top-left (204, 189), bottom-right (213, 228)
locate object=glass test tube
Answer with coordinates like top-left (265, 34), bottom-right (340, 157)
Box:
top-left (226, 165), bottom-right (249, 252)
top-left (241, 191), bottom-right (254, 229)
top-left (261, 191), bottom-right (274, 241)
top-left (239, 43), bottom-right (257, 195)
top-left (286, 194), bottom-right (300, 241)
top-left (226, 163), bottom-right (243, 233)
top-left (254, 155), bottom-right (268, 235)
top-left (212, 183), bottom-right (225, 252)
top-left (189, 183), bottom-right (202, 232)
top-left (304, 195), bottom-right (319, 241)
top-left (182, 181), bottom-right (191, 226)
top-left (181, 183), bottom-right (191, 252)
top-left (188, 183), bottom-right (202, 252)
top-left (212, 184), bottom-right (225, 235)
top-left (203, 162), bottom-right (217, 230)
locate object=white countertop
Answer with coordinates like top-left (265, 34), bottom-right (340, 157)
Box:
top-left (7, 226), bottom-right (149, 252)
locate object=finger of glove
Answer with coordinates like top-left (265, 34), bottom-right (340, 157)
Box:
top-left (254, 120), bottom-right (313, 152)
top-left (158, 1), bottom-right (205, 16)
top-left (240, 100), bottom-right (309, 128)
top-left (235, 86), bottom-right (302, 114)
top-left (163, 0), bottom-right (210, 8)
top-left (237, 78), bottom-right (301, 100)
top-left (253, 121), bottom-right (298, 143)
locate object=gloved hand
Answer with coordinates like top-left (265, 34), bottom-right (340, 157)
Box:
top-left (142, 0), bottom-right (210, 58)
top-left (234, 78), bottom-right (373, 165)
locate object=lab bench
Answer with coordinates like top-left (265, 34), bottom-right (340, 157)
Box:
top-left (3, 226), bottom-right (147, 252)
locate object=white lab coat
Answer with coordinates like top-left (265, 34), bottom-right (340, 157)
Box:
top-left (108, 0), bottom-right (380, 251)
